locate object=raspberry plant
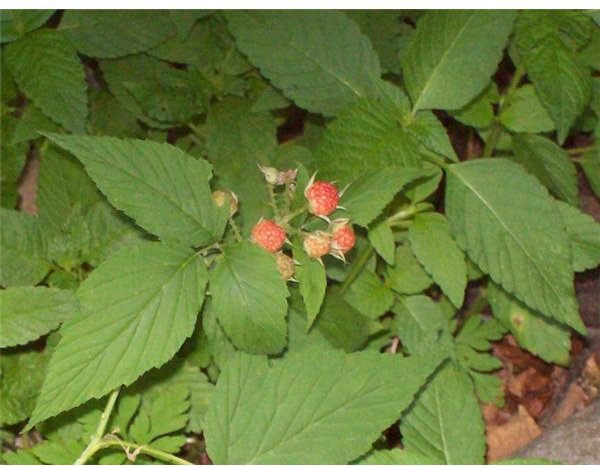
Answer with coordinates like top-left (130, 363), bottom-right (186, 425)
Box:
top-left (1, 9), bottom-right (600, 466)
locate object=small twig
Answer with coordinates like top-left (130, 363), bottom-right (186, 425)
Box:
top-left (567, 146), bottom-right (595, 156)
top-left (387, 336), bottom-right (400, 354)
top-left (228, 217), bottom-right (242, 242)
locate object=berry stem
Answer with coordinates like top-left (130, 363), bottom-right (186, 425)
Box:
top-left (339, 245), bottom-right (373, 294)
top-left (282, 206), bottom-right (308, 224)
top-left (228, 217), bottom-right (243, 242)
top-left (267, 184), bottom-right (281, 221)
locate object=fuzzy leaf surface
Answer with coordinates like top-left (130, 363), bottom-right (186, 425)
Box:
top-left (44, 134), bottom-right (227, 247)
top-left (403, 10), bottom-right (515, 111)
top-left (205, 349), bottom-right (443, 464)
top-left (27, 242), bottom-right (207, 428)
top-left (225, 10), bottom-right (381, 116)
top-left (209, 242), bottom-right (289, 355)
top-left (445, 158), bottom-right (582, 332)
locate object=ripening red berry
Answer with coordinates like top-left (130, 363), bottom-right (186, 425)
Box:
top-left (331, 223), bottom-right (355, 254)
top-left (305, 180), bottom-right (339, 216)
top-left (251, 219), bottom-right (286, 252)
top-left (303, 231), bottom-right (332, 260)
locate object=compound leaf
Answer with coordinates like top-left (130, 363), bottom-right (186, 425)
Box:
top-left (557, 201), bottom-right (600, 272)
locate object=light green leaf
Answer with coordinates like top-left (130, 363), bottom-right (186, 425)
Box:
top-left (368, 221), bottom-right (395, 265)
top-left (403, 10), bottom-right (516, 112)
top-left (31, 440), bottom-right (82, 464)
top-left (394, 295), bottom-right (454, 355)
top-left (209, 242), bottom-right (289, 355)
top-left (0, 209), bottom-right (49, 287)
top-left (27, 242), bottom-right (208, 429)
top-left (0, 349), bottom-right (49, 426)
top-left (4, 29), bottom-right (87, 133)
top-left (0, 287), bottom-right (78, 348)
top-left (2, 450), bottom-right (42, 464)
top-left (557, 201), bottom-right (600, 272)
top-left (500, 84), bottom-right (555, 133)
top-left (511, 134), bottom-right (578, 206)
top-left (204, 348), bottom-right (443, 464)
top-left (44, 133), bottom-right (227, 248)
top-left (514, 12), bottom-right (593, 143)
top-left (346, 270), bottom-right (394, 319)
top-left (342, 167), bottom-right (437, 227)
top-left (294, 246), bottom-right (327, 330)
top-left (445, 158), bottom-right (583, 332)
top-left (489, 282), bottom-right (571, 366)
top-left (401, 363), bottom-right (485, 464)
top-left (60, 10), bottom-right (175, 58)
top-left (357, 448), bottom-right (438, 465)
top-left (225, 10), bottom-right (381, 116)
top-left (386, 244), bottom-right (433, 295)
top-left (314, 82), bottom-right (429, 183)
top-left (0, 10), bottom-right (54, 43)
top-left (409, 213), bottom-right (467, 308)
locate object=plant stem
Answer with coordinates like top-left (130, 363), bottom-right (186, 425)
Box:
top-left (100, 439), bottom-right (193, 465)
top-left (387, 203), bottom-right (431, 224)
top-left (228, 217), bottom-right (242, 242)
top-left (75, 388), bottom-right (120, 465)
top-left (339, 245), bottom-right (373, 294)
top-left (482, 65), bottom-right (525, 158)
top-left (282, 206), bottom-right (308, 224)
top-left (568, 146), bottom-right (595, 156)
top-left (267, 184), bottom-right (281, 221)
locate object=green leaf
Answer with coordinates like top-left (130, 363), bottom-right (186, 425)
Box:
top-left (450, 82), bottom-right (499, 129)
top-left (2, 450), bottom-right (42, 464)
top-left (27, 242), bottom-right (208, 429)
top-left (394, 295), bottom-right (454, 355)
top-left (0, 10), bottom-right (54, 43)
top-left (385, 244), bottom-right (433, 295)
top-left (225, 10), bottom-right (381, 116)
top-left (204, 348), bottom-right (443, 464)
top-left (294, 246), bottom-right (327, 330)
top-left (209, 242), bottom-right (289, 355)
top-left (500, 84), bottom-right (555, 133)
top-left (578, 141), bottom-right (600, 197)
top-left (368, 221), bottom-right (395, 265)
top-left (407, 111), bottom-right (459, 162)
top-left (357, 448), bottom-right (438, 465)
top-left (346, 269), bottom-right (394, 319)
top-left (0, 209), bottom-right (49, 287)
top-left (169, 10), bottom-right (213, 40)
top-left (489, 282), bottom-right (571, 366)
top-left (204, 98), bottom-right (278, 233)
top-left (0, 349), bottom-right (50, 426)
top-left (37, 146), bottom-right (102, 232)
top-left (311, 289), bottom-right (372, 352)
top-left (514, 11), bottom-right (593, 143)
top-left (0, 142), bottom-right (28, 209)
top-left (31, 439), bottom-right (82, 464)
top-left (400, 363), bottom-right (485, 464)
top-left (59, 10), bottom-right (175, 58)
top-left (4, 29), bottom-right (88, 133)
top-left (511, 134), bottom-right (578, 206)
top-left (44, 133), bottom-right (227, 248)
top-left (314, 82), bottom-right (429, 183)
top-left (403, 10), bottom-right (516, 112)
top-left (0, 287), bottom-right (78, 348)
top-left (445, 158), bottom-right (583, 332)
top-left (342, 167), bottom-right (437, 227)
top-left (12, 104), bottom-right (61, 144)
top-left (557, 201), bottom-right (600, 272)
top-left (409, 213), bottom-right (467, 308)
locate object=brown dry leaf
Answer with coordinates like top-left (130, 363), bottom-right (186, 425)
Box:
top-left (549, 383), bottom-right (588, 425)
top-left (486, 405), bottom-right (543, 462)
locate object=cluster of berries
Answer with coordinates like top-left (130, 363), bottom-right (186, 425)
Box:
top-left (250, 169), bottom-right (356, 280)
